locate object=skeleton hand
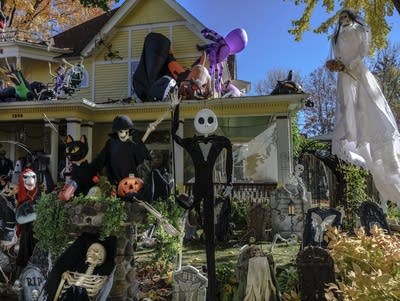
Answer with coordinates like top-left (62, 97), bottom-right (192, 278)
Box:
top-left (169, 88), bottom-right (181, 109)
top-left (222, 184), bottom-right (233, 197)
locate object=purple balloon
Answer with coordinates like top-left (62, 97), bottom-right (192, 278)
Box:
top-left (225, 28), bottom-right (248, 55)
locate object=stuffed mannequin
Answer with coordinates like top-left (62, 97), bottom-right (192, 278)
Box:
top-left (146, 150), bottom-right (171, 202)
top-left (59, 135), bottom-right (98, 202)
top-left (91, 115), bottom-right (151, 197)
top-left (172, 105), bottom-right (233, 301)
top-left (15, 168), bottom-right (40, 272)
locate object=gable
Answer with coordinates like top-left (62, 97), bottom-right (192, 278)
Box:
top-left (119, 0), bottom-right (183, 26)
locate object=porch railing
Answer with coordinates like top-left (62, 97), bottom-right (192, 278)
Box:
top-left (184, 182), bottom-right (277, 202)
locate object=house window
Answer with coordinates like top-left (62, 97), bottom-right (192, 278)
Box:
top-left (131, 61), bottom-right (139, 97)
top-left (79, 68), bottom-right (89, 88)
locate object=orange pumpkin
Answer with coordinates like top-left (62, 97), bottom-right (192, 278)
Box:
top-left (117, 174), bottom-right (144, 197)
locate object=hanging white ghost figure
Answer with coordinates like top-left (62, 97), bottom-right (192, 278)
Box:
top-left (194, 108), bottom-right (218, 137)
top-left (11, 159), bottom-right (23, 184)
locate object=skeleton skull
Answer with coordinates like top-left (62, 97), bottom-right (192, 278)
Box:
top-left (194, 108), bottom-right (218, 136)
top-left (22, 170), bottom-right (37, 191)
top-left (339, 11), bottom-right (352, 27)
top-left (294, 164), bottom-right (304, 177)
top-left (118, 129), bottom-right (130, 142)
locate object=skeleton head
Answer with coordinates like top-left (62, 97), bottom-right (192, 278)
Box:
top-left (339, 10), bottom-right (352, 27)
top-left (22, 170), bottom-right (37, 191)
top-left (194, 108), bottom-right (218, 136)
top-left (86, 242), bottom-right (106, 266)
top-left (249, 245), bottom-right (262, 257)
top-left (294, 164), bottom-right (304, 177)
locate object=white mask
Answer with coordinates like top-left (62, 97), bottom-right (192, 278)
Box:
top-left (118, 129), bottom-right (130, 142)
top-left (23, 171), bottom-right (37, 191)
top-left (194, 109), bottom-right (218, 136)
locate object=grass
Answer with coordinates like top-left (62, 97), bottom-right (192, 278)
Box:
top-left (135, 235), bottom-right (300, 271)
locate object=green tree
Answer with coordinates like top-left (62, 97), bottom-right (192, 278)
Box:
top-left (287, 0), bottom-right (398, 52)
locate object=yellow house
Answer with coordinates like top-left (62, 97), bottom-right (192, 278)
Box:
top-left (0, 0), bottom-right (306, 189)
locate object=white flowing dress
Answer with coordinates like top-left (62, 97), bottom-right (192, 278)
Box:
top-left (332, 23), bottom-right (400, 204)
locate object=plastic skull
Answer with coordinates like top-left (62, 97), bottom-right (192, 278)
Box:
top-left (294, 164), bottom-right (304, 177)
top-left (194, 108), bottom-right (218, 136)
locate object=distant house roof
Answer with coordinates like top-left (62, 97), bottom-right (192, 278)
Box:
top-left (52, 8), bottom-right (119, 57)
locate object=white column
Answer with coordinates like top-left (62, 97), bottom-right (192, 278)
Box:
top-left (81, 121), bottom-right (94, 162)
top-left (66, 118), bottom-right (82, 139)
top-left (276, 115), bottom-right (293, 184)
top-left (8, 132), bottom-right (16, 163)
top-left (44, 119), bottom-right (59, 183)
top-left (173, 120), bottom-right (184, 193)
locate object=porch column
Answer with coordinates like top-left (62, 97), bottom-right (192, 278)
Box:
top-left (81, 121), bottom-right (94, 162)
top-left (44, 119), bottom-right (59, 183)
top-left (276, 115), bottom-right (293, 184)
top-left (66, 118), bottom-right (82, 139)
top-left (173, 120), bottom-right (184, 193)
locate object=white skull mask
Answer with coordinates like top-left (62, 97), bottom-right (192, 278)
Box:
top-left (194, 109), bottom-right (218, 137)
top-left (23, 170), bottom-right (37, 191)
top-left (118, 129), bottom-right (130, 142)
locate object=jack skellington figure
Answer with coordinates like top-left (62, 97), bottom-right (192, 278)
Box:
top-left (172, 105), bottom-right (233, 301)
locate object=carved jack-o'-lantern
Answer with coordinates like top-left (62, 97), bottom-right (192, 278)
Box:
top-left (117, 174), bottom-right (144, 197)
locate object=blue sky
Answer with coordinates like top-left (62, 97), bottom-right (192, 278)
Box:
top-left (176, 0), bottom-right (400, 92)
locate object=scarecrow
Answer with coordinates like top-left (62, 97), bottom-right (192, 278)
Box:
top-left (172, 105), bottom-right (233, 301)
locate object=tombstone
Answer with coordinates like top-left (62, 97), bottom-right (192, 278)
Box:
top-left (172, 265), bottom-right (208, 301)
top-left (16, 265), bottom-right (46, 301)
top-left (359, 200), bottom-right (391, 235)
top-left (214, 196), bottom-right (232, 242)
top-left (302, 207), bottom-right (341, 248)
top-left (246, 202), bottom-right (271, 241)
top-left (296, 246), bottom-right (335, 301)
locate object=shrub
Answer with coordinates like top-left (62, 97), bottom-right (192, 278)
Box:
top-left (325, 226), bottom-right (400, 301)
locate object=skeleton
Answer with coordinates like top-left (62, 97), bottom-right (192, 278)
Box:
top-left (53, 242), bottom-right (107, 301)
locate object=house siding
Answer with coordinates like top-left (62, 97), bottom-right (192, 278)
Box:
top-left (119, 0), bottom-right (183, 26)
top-left (94, 63), bottom-right (128, 101)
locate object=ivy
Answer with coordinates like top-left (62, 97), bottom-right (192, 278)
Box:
top-left (340, 163), bottom-right (368, 230)
top-left (34, 193), bottom-right (69, 258)
top-left (34, 190), bottom-right (127, 257)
